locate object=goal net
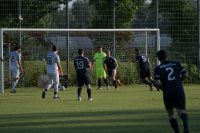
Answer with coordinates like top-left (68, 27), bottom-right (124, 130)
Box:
top-left (0, 28), bottom-right (160, 93)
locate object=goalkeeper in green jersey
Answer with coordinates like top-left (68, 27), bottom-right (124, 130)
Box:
top-left (91, 46), bottom-right (110, 90)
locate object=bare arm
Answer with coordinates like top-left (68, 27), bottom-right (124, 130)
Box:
top-left (1, 57), bottom-right (9, 62)
top-left (103, 63), bottom-right (107, 72)
top-left (91, 59), bottom-right (95, 66)
top-left (181, 73), bottom-right (188, 81)
top-left (136, 61), bottom-right (140, 75)
top-left (17, 60), bottom-right (23, 71)
top-left (148, 59), bottom-right (151, 69)
top-left (154, 80), bottom-right (163, 91)
top-left (87, 64), bottom-right (91, 68)
top-left (57, 62), bottom-right (63, 76)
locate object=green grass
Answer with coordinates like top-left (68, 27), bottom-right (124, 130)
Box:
top-left (0, 85), bottom-right (200, 133)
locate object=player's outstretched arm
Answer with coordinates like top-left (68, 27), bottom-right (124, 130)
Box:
top-left (181, 73), bottom-right (188, 81)
top-left (57, 62), bottom-right (63, 76)
top-left (114, 62), bottom-right (118, 70)
top-left (17, 60), bottom-right (23, 71)
top-left (0, 57), bottom-right (9, 62)
top-left (154, 80), bottom-right (163, 91)
top-left (136, 61), bottom-right (140, 79)
top-left (91, 59), bottom-right (95, 70)
top-left (103, 63), bottom-right (107, 72)
top-left (87, 64), bottom-right (91, 68)
top-left (148, 59), bottom-right (151, 69)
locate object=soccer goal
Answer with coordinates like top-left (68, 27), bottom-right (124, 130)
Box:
top-left (0, 28), bottom-right (160, 93)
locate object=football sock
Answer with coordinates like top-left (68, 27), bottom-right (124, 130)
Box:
top-left (151, 81), bottom-right (159, 90)
top-left (113, 81), bottom-right (117, 88)
top-left (12, 81), bottom-right (17, 91)
top-left (87, 89), bottom-right (91, 98)
top-left (11, 81), bottom-right (15, 92)
top-left (98, 80), bottom-right (101, 88)
top-left (45, 84), bottom-right (52, 91)
top-left (104, 79), bottom-right (108, 86)
top-left (77, 87), bottom-right (82, 97)
top-left (54, 92), bottom-right (57, 97)
top-left (170, 118), bottom-right (180, 133)
top-left (54, 83), bottom-right (59, 93)
top-left (143, 80), bottom-right (151, 86)
top-left (180, 113), bottom-right (188, 123)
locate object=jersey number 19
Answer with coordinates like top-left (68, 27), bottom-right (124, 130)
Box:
top-left (76, 61), bottom-right (84, 69)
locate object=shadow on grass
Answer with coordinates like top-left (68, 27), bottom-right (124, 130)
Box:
top-left (0, 109), bottom-right (199, 133)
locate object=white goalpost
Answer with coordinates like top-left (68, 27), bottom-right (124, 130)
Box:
top-left (0, 28), bottom-right (160, 93)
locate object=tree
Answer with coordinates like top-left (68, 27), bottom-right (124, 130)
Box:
top-left (0, 0), bottom-right (67, 28)
top-left (150, 0), bottom-right (198, 74)
top-left (88, 0), bottom-right (145, 55)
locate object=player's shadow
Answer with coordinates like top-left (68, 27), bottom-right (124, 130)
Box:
top-left (0, 109), bottom-right (199, 133)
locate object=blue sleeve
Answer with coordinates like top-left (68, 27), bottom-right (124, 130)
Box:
top-left (178, 62), bottom-right (186, 75)
top-left (85, 57), bottom-right (90, 65)
top-left (154, 67), bottom-right (161, 80)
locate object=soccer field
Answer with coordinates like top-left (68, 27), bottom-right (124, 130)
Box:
top-left (0, 85), bottom-right (199, 133)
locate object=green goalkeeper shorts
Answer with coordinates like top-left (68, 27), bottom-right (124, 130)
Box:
top-left (96, 68), bottom-right (106, 78)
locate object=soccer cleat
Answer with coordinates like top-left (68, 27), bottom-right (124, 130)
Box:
top-left (96, 88), bottom-right (102, 90)
top-left (10, 90), bottom-right (16, 93)
top-left (78, 97), bottom-right (81, 101)
top-left (88, 98), bottom-right (93, 100)
top-left (107, 86), bottom-right (110, 90)
top-left (183, 122), bottom-right (189, 133)
top-left (115, 88), bottom-right (118, 90)
top-left (42, 91), bottom-right (46, 99)
top-left (150, 83), bottom-right (153, 91)
top-left (53, 96), bottom-right (60, 99)
top-left (117, 79), bottom-right (122, 86)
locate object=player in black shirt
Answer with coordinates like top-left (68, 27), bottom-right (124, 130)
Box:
top-left (154, 50), bottom-right (189, 133)
top-left (74, 48), bottom-right (93, 101)
top-left (103, 50), bottom-right (121, 90)
top-left (135, 48), bottom-right (159, 91)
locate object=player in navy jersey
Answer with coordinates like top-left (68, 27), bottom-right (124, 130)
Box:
top-left (154, 50), bottom-right (189, 133)
top-left (1, 45), bottom-right (23, 93)
top-left (74, 48), bottom-right (93, 101)
top-left (135, 48), bottom-right (159, 91)
top-left (103, 50), bottom-right (121, 90)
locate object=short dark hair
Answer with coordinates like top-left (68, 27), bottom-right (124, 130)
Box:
top-left (97, 46), bottom-right (102, 49)
top-left (157, 50), bottom-right (167, 61)
top-left (78, 48), bottom-right (84, 55)
top-left (14, 45), bottom-right (21, 51)
top-left (52, 45), bottom-right (58, 52)
top-left (135, 48), bottom-right (140, 52)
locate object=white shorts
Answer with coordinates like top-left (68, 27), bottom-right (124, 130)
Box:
top-left (47, 73), bottom-right (59, 84)
top-left (10, 68), bottom-right (20, 78)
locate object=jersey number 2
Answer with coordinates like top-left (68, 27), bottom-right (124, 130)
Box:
top-left (165, 67), bottom-right (175, 81)
top-left (76, 61), bottom-right (84, 69)
top-left (11, 56), bottom-right (15, 62)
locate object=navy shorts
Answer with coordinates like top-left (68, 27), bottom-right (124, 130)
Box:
top-left (164, 95), bottom-right (186, 110)
top-left (140, 68), bottom-right (151, 79)
top-left (108, 69), bottom-right (113, 77)
top-left (77, 76), bottom-right (90, 86)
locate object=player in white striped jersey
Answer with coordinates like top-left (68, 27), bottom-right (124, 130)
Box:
top-left (0, 45), bottom-right (23, 93)
top-left (42, 45), bottom-right (63, 99)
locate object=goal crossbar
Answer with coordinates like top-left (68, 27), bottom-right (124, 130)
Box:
top-left (0, 28), bottom-right (160, 93)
